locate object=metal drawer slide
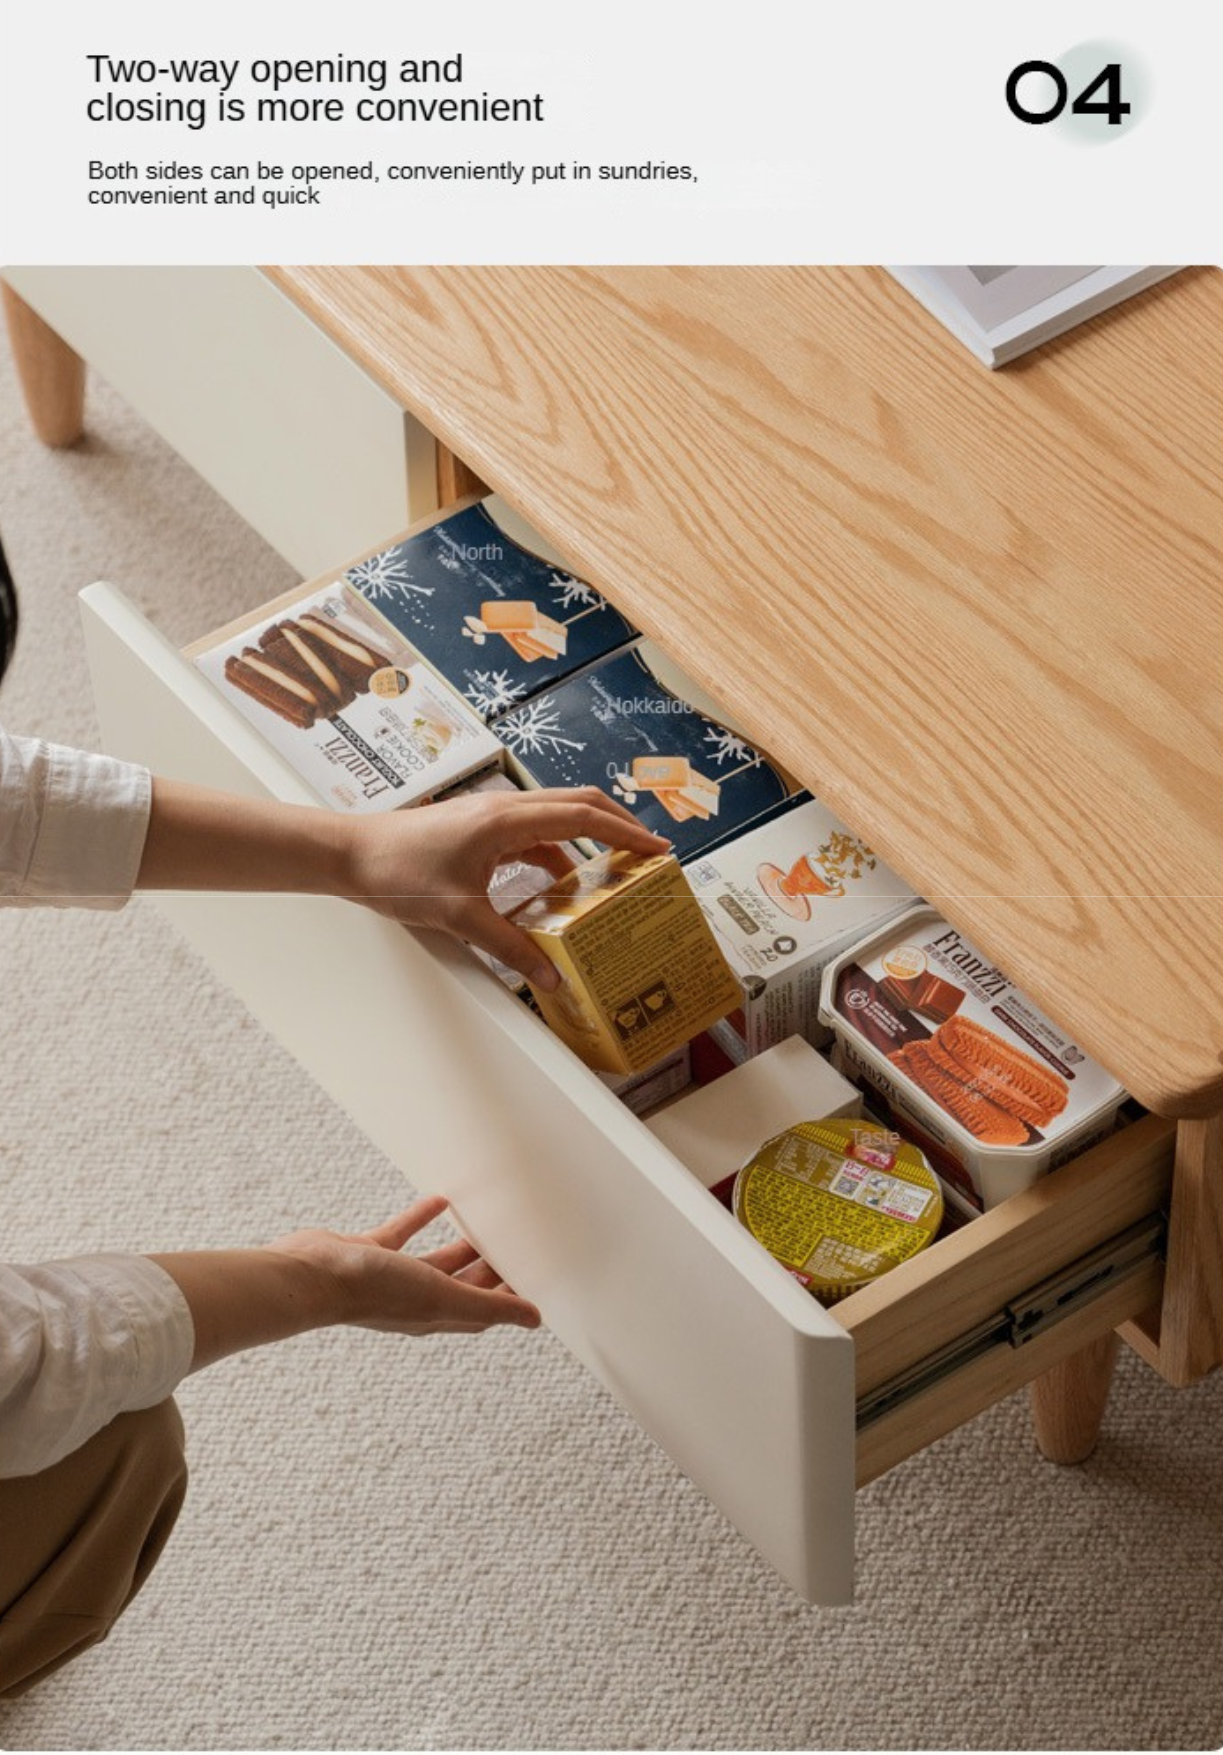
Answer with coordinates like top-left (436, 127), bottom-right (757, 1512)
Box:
top-left (857, 1213), bottom-right (1166, 1428)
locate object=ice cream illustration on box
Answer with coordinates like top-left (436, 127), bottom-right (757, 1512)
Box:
top-left (611, 755), bottom-right (726, 823)
top-left (460, 594), bottom-right (621, 664)
top-left (756, 830), bottom-right (878, 921)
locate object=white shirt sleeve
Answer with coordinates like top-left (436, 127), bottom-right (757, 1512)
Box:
top-left (0, 722), bottom-right (151, 909)
top-left (0, 1255), bottom-right (195, 1477)
top-left (1, 725), bottom-right (180, 1474)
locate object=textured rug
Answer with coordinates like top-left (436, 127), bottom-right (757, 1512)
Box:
top-left (0, 336), bottom-right (1220, 1753)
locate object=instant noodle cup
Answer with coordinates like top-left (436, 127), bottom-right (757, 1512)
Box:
top-left (733, 1117), bottom-right (943, 1303)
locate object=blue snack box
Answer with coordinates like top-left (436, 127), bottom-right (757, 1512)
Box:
top-left (344, 502), bottom-right (639, 721)
top-left (496, 648), bottom-right (801, 861)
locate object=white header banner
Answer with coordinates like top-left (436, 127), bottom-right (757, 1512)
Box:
top-left (0, 0), bottom-right (1220, 263)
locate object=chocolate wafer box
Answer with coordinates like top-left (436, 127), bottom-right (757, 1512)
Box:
top-left (342, 501), bottom-right (639, 721)
top-left (683, 797), bottom-right (919, 1057)
top-left (819, 906), bottom-right (1128, 1209)
top-left (193, 582), bottom-right (504, 814)
top-left (496, 647), bottom-right (801, 863)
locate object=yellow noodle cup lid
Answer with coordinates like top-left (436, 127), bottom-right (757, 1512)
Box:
top-left (733, 1117), bottom-right (943, 1303)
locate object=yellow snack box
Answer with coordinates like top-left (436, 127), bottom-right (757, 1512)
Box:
top-left (512, 851), bottom-right (742, 1074)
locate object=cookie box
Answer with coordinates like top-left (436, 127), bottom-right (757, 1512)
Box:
top-left (192, 582), bottom-right (504, 814)
top-left (818, 907), bottom-right (1127, 1209)
top-left (495, 647), bottom-right (801, 863)
top-left (682, 796), bottom-right (919, 1056)
top-left (344, 499), bottom-right (639, 721)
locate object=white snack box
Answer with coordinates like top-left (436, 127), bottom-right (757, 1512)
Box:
top-left (194, 582), bottom-right (504, 814)
top-left (819, 906), bottom-right (1128, 1210)
top-left (598, 1045), bottom-right (693, 1117)
top-left (683, 798), bottom-right (918, 1056)
top-left (645, 1036), bottom-right (861, 1190)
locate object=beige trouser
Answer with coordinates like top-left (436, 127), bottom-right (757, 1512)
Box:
top-left (0, 1399), bottom-right (187, 1698)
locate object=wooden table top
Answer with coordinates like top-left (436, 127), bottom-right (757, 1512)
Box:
top-left (266, 265), bottom-right (1223, 1118)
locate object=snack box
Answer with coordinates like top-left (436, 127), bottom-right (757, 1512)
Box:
top-left (496, 647), bottom-right (800, 862)
top-left (682, 797), bottom-right (919, 1056)
top-left (819, 907), bottom-right (1128, 1210)
top-left (645, 1036), bottom-right (861, 1199)
top-left (511, 850), bottom-right (741, 1075)
top-left (343, 500), bottom-right (639, 721)
top-left (193, 582), bottom-right (504, 814)
top-left (598, 1045), bottom-right (693, 1117)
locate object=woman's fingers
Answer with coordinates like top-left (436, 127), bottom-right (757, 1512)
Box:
top-left (422, 1269), bottom-right (541, 1331)
top-left (484, 789), bottom-right (670, 859)
top-left (419, 1236), bottom-right (481, 1275)
top-left (362, 1195), bottom-right (449, 1251)
top-left (461, 903), bottom-right (562, 988)
top-left (518, 785), bottom-right (647, 833)
top-left (508, 840), bottom-right (578, 882)
top-left (372, 1208), bottom-right (529, 1300)
top-left (453, 1257), bottom-right (504, 1291)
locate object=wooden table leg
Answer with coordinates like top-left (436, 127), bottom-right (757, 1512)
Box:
top-left (1, 282), bottom-right (86, 447)
top-left (1030, 1331), bottom-right (1121, 1463)
top-left (1119, 1111), bottom-right (1223, 1386)
top-left (1149, 1113), bottom-right (1223, 1383)
top-left (435, 438), bottom-right (488, 508)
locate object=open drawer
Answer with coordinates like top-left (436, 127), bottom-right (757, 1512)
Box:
top-left (79, 581), bottom-right (1176, 1604)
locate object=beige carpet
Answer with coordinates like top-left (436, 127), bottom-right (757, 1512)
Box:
top-left (0, 342), bottom-right (1220, 1754)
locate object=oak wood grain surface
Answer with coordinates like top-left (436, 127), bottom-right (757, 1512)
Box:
top-left (265, 265), bottom-right (1223, 1116)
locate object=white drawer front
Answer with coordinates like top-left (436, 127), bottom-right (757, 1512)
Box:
top-left (80, 582), bottom-right (856, 1603)
top-left (7, 267), bottom-right (437, 576)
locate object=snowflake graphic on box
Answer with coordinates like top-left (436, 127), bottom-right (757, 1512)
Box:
top-left (498, 696), bottom-right (588, 760)
top-left (347, 548), bottom-right (434, 605)
top-left (463, 669), bottom-right (527, 717)
top-left (547, 572), bottom-right (607, 612)
top-left (703, 726), bottom-right (761, 768)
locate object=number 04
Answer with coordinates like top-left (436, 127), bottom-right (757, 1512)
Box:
top-left (1006, 61), bottom-right (1131, 125)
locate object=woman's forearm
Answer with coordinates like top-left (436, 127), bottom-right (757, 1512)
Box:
top-left (136, 777), bottom-right (353, 896)
top-left (148, 1248), bottom-right (337, 1371)
top-left (134, 772), bottom-right (669, 985)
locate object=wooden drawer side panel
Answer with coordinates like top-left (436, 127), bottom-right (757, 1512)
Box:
top-left (854, 1257), bottom-right (1165, 1487)
top-left (837, 1115), bottom-right (1176, 1398)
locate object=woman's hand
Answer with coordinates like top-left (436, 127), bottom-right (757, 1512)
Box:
top-left (340, 785), bottom-right (670, 987)
top-left (267, 1196), bottom-right (541, 1336)
top-left (138, 778), bottom-right (670, 990)
top-left (152, 1196), bottom-right (540, 1372)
